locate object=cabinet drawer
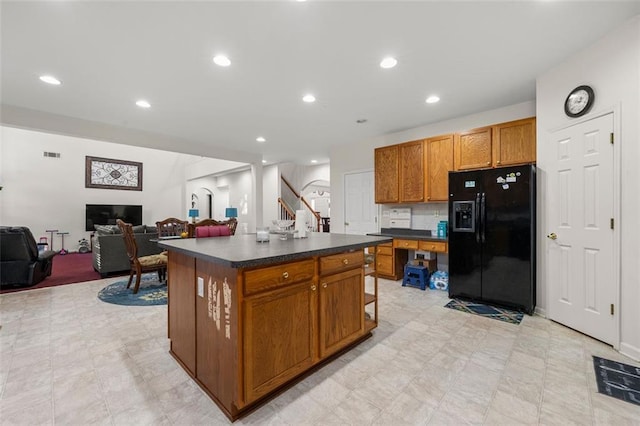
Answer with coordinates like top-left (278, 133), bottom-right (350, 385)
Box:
top-left (376, 245), bottom-right (393, 256)
top-left (244, 259), bottom-right (315, 296)
top-left (376, 255), bottom-right (393, 276)
top-left (320, 251), bottom-right (364, 276)
top-left (418, 241), bottom-right (448, 253)
top-left (393, 239), bottom-right (419, 250)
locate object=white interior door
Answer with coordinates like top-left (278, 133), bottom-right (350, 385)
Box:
top-left (344, 171), bottom-right (377, 235)
top-left (547, 113), bottom-right (616, 345)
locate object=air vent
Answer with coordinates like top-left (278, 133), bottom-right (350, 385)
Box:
top-left (43, 151), bottom-right (61, 158)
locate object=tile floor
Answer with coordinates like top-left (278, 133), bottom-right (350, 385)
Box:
top-left (1, 276), bottom-right (639, 425)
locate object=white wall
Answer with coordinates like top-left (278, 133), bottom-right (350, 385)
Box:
top-left (216, 169), bottom-right (254, 234)
top-left (330, 101), bottom-right (536, 235)
top-left (262, 164), bottom-right (279, 226)
top-left (186, 168), bottom-right (255, 233)
top-left (537, 16), bottom-right (640, 360)
top-left (0, 126), bottom-right (201, 250)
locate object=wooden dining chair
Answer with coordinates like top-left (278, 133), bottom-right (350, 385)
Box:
top-left (155, 217), bottom-right (189, 238)
top-left (116, 219), bottom-right (167, 294)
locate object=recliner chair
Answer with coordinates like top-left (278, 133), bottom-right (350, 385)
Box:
top-left (0, 226), bottom-right (56, 287)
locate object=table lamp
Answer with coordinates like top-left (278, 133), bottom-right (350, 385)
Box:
top-left (188, 209), bottom-right (199, 223)
top-left (225, 207), bottom-right (238, 219)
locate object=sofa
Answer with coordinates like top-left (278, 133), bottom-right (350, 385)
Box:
top-left (91, 224), bottom-right (162, 277)
top-left (1, 226), bottom-right (57, 287)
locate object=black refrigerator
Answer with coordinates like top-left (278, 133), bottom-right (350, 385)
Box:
top-left (448, 164), bottom-right (536, 314)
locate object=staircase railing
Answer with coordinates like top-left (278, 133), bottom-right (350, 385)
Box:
top-left (280, 175), bottom-right (322, 232)
top-left (277, 198), bottom-right (295, 222)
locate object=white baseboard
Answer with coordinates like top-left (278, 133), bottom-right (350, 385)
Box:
top-left (534, 306), bottom-right (547, 318)
top-left (619, 342), bottom-right (640, 362)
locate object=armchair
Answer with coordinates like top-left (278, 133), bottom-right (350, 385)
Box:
top-left (0, 226), bottom-right (56, 287)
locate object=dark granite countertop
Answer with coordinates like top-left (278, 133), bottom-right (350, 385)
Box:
top-left (158, 233), bottom-right (392, 269)
top-left (367, 228), bottom-right (448, 242)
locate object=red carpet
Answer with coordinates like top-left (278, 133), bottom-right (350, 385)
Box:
top-left (1, 252), bottom-right (102, 294)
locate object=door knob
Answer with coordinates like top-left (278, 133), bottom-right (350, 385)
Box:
top-left (547, 233), bottom-right (557, 240)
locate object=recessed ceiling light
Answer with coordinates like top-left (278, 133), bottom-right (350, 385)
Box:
top-left (311, 160), bottom-right (318, 164)
top-left (256, 136), bottom-right (266, 143)
top-left (262, 160), bottom-right (267, 164)
top-left (380, 57), bottom-right (398, 69)
top-left (426, 95), bottom-right (440, 104)
top-left (213, 55), bottom-right (231, 67)
top-left (136, 100), bottom-right (151, 108)
top-left (302, 94), bottom-right (316, 103)
top-left (39, 75), bottom-right (61, 85)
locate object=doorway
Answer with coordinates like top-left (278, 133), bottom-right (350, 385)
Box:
top-left (344, 171), bottom-right (377, 235)
top-left (546, 112), bottom-right (618, 346)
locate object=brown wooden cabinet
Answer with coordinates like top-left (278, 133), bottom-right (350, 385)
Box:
top-left (399, 140), bottom-right (425, 202)
top-left (454, 126), bottom-right (493, 170)
top-left (493, 117), bottom-right (536, 167)
top-left (424, 134), bottom-right (454, 202)
top-left (375, 145), bottom-right (399, 203)
top-left (374, 119), bottom-right (535, 203)
top-left (376, 238), bottom-right (448, 280)
top-left (167, 252), bottom-right (197, 375)
top-left (376, 242), bottom-right (408, 280)
top-left (418, 240), bottom-right (447, 253)
top-left (243, 280), bottom-right (317, 403)
top-left (318, 268), bottom-right (364, 358)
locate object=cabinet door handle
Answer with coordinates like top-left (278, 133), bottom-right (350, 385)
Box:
top-left (343, 259), bottom-right (349, 265)
top-left (282, 272), bottom-right (289, 279)
top-left (311, 285), bottom-right (316, 291)
top-left (322, 283), bottom-right (327, 288)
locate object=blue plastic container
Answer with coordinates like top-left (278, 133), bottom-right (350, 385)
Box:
top-left (437, 221), bottom-right (448, 238)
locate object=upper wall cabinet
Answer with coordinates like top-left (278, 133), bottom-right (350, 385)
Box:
top-left (493, 117), bottom-right (536, 167)
top-left (424, 134), bottom-right (454, 202)
top-left (374, 145), bottom-right (399, 203)
top-left (454, 126), bottom-right (492, 170)
top-left (399, 141), bottom-right (425, 202)
top-left (374, 117), bottom-right (536, 204)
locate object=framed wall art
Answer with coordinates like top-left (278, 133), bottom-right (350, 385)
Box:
top-left (85, 156), bottom-right (143, 191)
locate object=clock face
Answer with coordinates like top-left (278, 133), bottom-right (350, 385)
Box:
top-left (564, 85), bottom-right (594, 117)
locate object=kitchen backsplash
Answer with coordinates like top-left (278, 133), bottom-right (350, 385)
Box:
top-left (380, 203), bottom-right (448, 232)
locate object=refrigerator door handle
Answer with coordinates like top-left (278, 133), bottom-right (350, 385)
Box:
top-left (481, 192), bottom-right (486, 243)
top-left (475, 193), bottom-right (481, 243)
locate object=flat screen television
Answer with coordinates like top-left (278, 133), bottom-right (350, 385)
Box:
top-left (86, 204), bottom-right (143, 231)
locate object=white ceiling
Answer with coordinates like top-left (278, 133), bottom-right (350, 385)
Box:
top-left (2, 1), bottom-right (639, 165)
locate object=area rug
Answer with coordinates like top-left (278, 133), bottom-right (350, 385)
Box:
top-left (98, 274), bottom-right (167, 306)
top-left (593, 356), bottom-right (640, 406)
top-left (444, 298), bottom-right (523, 324)
top-left (1, 252), bottom-right (102, 294)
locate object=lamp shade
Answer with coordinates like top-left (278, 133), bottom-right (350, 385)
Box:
top-left (188, 209), bottom-right (199, 218)
top-left (225, 207), bottom-right (238, 218)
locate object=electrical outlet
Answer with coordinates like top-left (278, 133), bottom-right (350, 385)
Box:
top-left (197, 277), bottom-right (204, 297)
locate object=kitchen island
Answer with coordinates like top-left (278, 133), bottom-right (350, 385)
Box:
top-left (158, 233), bottom-right (391, 421)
